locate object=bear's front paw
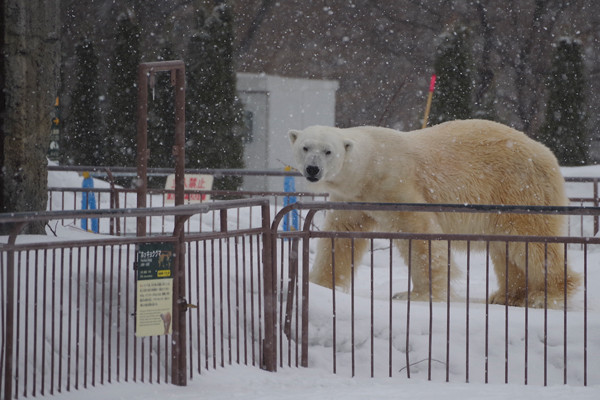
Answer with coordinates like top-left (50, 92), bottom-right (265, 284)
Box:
top-left (392, 291), bottom-right (430, 301)
top-left (392, 291), bottom-right (409, 300)
top-left (392, 290), bottom-right (440, 302)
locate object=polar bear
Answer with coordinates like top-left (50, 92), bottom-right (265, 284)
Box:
top-left (288, 119), bottom-right (580, 309)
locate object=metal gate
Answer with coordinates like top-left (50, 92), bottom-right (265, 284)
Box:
top-left (1, 199), bottom-right (277, 399)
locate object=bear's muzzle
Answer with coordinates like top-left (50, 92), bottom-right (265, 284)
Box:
top-left (305, 165), bottom-right (321, 182)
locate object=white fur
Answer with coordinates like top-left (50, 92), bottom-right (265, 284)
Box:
top-left (288, 120), bottom-right (580, 308)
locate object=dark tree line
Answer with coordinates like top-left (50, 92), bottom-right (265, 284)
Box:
top-left (429, 25), bottom-right (588, 165)
top-left (2, 0), bottom-right (597, 219)
top-left (234, 0), bottom-right (597, 164)
top-left (538, 38), bottom-right (588, 166)
top-left (61, 1), bottom-right (244, 190)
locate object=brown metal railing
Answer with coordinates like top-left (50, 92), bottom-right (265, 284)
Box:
top-left (1, 199), bottom-right (277, 399)
top-left (4, 195), bottom-right (600, 398)
top-left (47, 186), bottom-right (327, 236)
top-left (273, 201), bottom-right (599, 386)
top-left (45, 168), bottom-right (600, 237)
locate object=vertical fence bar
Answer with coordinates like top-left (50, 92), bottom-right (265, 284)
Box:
top-left (301, 216), bottom-right (312, 368)
top-left (235, 236), bottom-right (240, 365)
top-left (172, 212), bottom-right (190, 386)
top-left (187, 242), bottom-right (193, 379)
top-left (101, 246), bottom-right (106, 385)
top-left (51, 249), bottom-right (57, 394)
top-left (583, 243), bottom-right (588, 386)
top-left (257, 231), bottom-right (264, 369)
top-left (59, 248), bottom-right (65, 393)
top-left (23, 250), bottom-right (30, 396)
top-left (465, 241), bottom-right (470, 383)
top-left (331, 238), bottom-right (337, 374)
top-left (405, 240), bottom-right (412, 379)
top-left (211, 238), bottom-right (218, 369)
top-left (3, 222), bottom-right (27, 400)
top-left (370, 239), bottom-right (374, 378)
top-left (427, 240), bottom-right (433, 381)
top-left (446, 241), bottom-right (451, 383)
top-left (388, 239), bottom-right (393, 378)
top-left (524, 242), bottom-right (529, 385)
top-left (66, 247), bottom-right (73, 392)
top-left (281, 239), bottom-right (287, 367)
top-left (351, 239), bottom-right (356, 377)
top-left (33, 250), bottom-right (40, 395)
top-left (563, 242), bottom-right (568, 385)
top-left (544, 242), bottom-right (549, 386)
top-left (226, 235), bottom-right (232, 366)
top-left (505, 241), bottom-right (509, 384)
top-left (594, 179), bottom-right (599, 235)
top-left (15, 251), bottom-right (22, 397)
top-left (125, 244), bottom-right (131, 383)
top-left (218, 232), bottom-right (224, 368)
top-left (485, 241), bottom-right (490, 384)
top-left (195, 241), bottom-right (202, 375)
top-left (204, 240), bottom-right (210, 371)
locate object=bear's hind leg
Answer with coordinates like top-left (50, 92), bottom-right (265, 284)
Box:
top-left (489, 242), bottom-right (580, 309)
top-left (489, 243), bottom-right (529, 307)
top-left (520, 242), bottom-right (580, 309)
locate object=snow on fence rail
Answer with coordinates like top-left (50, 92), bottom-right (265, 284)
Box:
top-left (272, 201), bottom-right (600, 386)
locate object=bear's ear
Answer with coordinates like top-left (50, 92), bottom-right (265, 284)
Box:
top-left (343, 139), bottom-right (354, 152)
top-left (289, 130), bottom-right (301, 144)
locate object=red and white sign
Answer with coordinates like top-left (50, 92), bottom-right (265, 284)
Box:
top-left (164, 174), bottom-right (213, 204)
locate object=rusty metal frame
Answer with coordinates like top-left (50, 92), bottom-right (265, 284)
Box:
top-left (1, 198), bottom-right (275, 398)
top-left (272, 201), bottom-right (600, 384)
top-left (135, 60), bottom-right (186, 385)
top-left (136, 60), bottom-right (186, 237)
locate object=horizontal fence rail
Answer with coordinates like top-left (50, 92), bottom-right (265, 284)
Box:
top-left (0, 199), bottom-right (276, 399)
top-left (47, 167), bottom-right (328, 236)
top-left (45, 165), bottom-right (600, 238)
top-left (272, 201), bottom-right (600, 386)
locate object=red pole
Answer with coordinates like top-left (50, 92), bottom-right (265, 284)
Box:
top-left (422, 74), bottom-right (437, 129)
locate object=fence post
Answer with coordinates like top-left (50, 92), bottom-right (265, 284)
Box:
top-left (171, 214), bottom-right (188, 386)
top-left (262, 202), bottom-right (277, 371)
top-left (3, 221), bottom-right (27, 400)
top-left (594, 178), bottom-right (599, 235)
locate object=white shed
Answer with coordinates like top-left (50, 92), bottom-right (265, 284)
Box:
top-left (236, 72), bottom-right (339, 192)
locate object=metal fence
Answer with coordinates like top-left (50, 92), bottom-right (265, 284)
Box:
top-left (47, 166), bottom-right (328, 236)
top-left (272, 201), bottom-right (600, 386)
top-left (3, 196), bottom-right (600, 398)
top-left (1, 199), bottom-right (277, 399)
top-left (45, 166), bottom-right (600, 238)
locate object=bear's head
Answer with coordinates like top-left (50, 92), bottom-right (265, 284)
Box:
top-left (288, 126), bottom-right (354, 183)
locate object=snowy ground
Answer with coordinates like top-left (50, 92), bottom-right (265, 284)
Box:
top-left (46, 365), bottom-right (600, 400)
top-left (11, 165), bottom-right (600, 398)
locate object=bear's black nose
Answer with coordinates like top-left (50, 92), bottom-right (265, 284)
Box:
top-left (305, 165), bottom-right (320, 181)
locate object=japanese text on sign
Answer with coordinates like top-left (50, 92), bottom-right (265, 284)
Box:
top-left (136, 242), bottom-right (174, 337)
top-left (164, 173), bottom-right (214, 204)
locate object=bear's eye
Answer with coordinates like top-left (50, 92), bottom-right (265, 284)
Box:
top-left (302, 146), bottom-right (308, 153)
top-left (325, 150), bottom-right (332, 156)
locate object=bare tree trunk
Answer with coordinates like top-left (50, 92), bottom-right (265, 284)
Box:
top-left (0, 0), bottom-right (60, 233)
